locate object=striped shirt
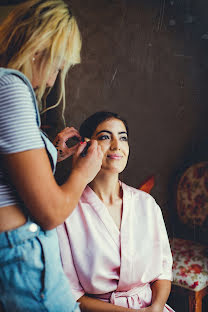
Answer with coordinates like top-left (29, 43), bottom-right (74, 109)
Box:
top-left (0, 73), bottom-right (45, 208)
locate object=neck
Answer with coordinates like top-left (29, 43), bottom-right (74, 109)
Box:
top-left (89, 172), bottom-right (121, 205)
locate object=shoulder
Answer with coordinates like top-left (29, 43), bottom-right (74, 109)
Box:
top-left (0, 73), bottom-right (30, 101)
top-left (0, 71), bottom-right (33, 110)
top-left (0, 72), bottom-right (27, 88)
top-left (121, 182), bottom-right (161, 215)
top-left (0, 69), bottom-right (31, 93)
top-left (121, 182), bottom-right (155, 202)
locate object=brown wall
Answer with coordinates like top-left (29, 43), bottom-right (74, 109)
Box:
top-left (45, 0), bottom-right (208, 234)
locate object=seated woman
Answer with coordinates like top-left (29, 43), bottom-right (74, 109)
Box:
top-left (57, 111), bottom-right (174, 312)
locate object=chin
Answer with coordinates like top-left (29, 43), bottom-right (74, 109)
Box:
top-left (102, 166), bottom-right (125, 174)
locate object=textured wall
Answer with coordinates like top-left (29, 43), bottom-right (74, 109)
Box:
top-left (45, 0), bottom-right (208, 234)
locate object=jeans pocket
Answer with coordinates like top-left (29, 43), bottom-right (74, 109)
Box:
top-left (0, 245), bottom-right (25, 292)
top-left (0, 238), bottom-right (45, 304)
top-left (0, 240), bottom-right (25, 266)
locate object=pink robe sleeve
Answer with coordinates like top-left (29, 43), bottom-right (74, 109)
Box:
top-left (57, 223), bottom-right (85, 301)
top-left (154, 203), bottom-right (173, 281)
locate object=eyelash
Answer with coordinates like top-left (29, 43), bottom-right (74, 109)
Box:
top-left (120, 136), bottom-right (128, 141)
top-left (97, 135), bottom-right (128, 141)
top-left (98, 135), bottom-right (110, 140)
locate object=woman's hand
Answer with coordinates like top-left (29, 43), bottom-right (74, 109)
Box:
top-left (137, 280), bottom-right (171, 312)
top-left (53, 127), bottom-right (81, 162)
top-left (72, 140), bottom-right (103, 184)
top-left (137, 305), bottom-right (163, 312)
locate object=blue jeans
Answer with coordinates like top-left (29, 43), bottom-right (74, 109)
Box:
top-left (0, 220), bottom-right (80, 312)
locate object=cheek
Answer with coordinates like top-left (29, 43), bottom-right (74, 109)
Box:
top-left (47, 72), bottom-right (58, 87)
top-left (100, 145), bottom-right (108, 156)
top-left (97, 141), bottom-right (108, 152)
top-left (124, 144), bottom-right (129, 156)
top-left (99, 144), bottom-right (110, 163)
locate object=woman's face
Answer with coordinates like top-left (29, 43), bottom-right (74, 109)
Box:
top-left (31, 52), bottom-right (62, 88)
top-left (91, 118), bottom-right (129, 174)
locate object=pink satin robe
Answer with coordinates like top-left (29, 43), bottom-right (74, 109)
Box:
top-left (57, 182), bottom-right (174, 311)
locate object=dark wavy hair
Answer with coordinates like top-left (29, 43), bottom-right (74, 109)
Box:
top-left (79, 111), bottom-right (129, 140)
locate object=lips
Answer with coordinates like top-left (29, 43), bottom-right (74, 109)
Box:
top-left (107, 154), bottom-right (123, 160)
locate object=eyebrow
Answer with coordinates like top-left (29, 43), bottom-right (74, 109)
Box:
top-left (95, 130), bottom-right (128, 136)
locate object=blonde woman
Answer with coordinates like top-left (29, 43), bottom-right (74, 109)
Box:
top-left (0, 1), bottom-right (102, 311)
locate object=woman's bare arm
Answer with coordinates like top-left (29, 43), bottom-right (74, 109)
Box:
top-left (4, 140), bottom-right (102, 230)
top-left (150, 280), bottom-right (171, 311)
top-left (139, 280), bottom-right (171, 312)
top-left (78, 280), bottom-right (171, 312)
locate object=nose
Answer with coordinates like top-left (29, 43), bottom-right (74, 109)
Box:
top-left (110, 138), bottom-right (120, 150)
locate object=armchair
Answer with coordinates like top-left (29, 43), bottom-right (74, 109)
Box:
top-left (170, 161), bottom-right (208, 312)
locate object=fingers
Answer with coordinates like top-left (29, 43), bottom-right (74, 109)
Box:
top-left (71, 140), bottom-right (103, 183)
top-left (61, 127), bottom-right (81, 140)
top-left (75, 140), bottom-right (99, 158)
top-left (64, 127), bottom-right (81, 141)
top-left (83, 140), bottom-right (103, 159)
top-left (58, 143), bottom-right (80, 162)
top-left (54, 127), bottom-right (82, 162)
top-left (66, 143), bottom-right (80, 155)
top-left (75, 141), bottom-right (87, 157)
top-left (87, 140), bottom-right (103, 158)
top-left (73, 140), bottom-right (101, 161)
top-left (53, 127), bottom-right (81, 147)
top-left (86, 139), bottom-right (97, 152)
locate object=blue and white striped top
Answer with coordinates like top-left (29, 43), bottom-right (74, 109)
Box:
top-left (0, 70), bottom-right (45, 208)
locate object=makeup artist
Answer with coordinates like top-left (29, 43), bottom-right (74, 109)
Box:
top-left (0, 1), bottom-right (102, 311)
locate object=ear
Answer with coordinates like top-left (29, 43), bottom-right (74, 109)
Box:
top-left (138, 175), bottom-right (155, 193)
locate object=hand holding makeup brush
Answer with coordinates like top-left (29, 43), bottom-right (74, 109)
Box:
top-left (72, 139), bottom-right (103, 184)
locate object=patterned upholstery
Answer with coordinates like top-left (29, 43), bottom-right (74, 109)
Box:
top-left (177, 161), bottom-right (208, 231)
top-left (170, 161), bottom-right (208, 303)
top-left (170, 238), bottom-right (208, 292)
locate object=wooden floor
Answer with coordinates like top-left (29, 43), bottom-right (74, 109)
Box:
top-left (167, 292), bottom-right (208, 312)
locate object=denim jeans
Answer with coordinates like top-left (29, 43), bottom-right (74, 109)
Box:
top-left (0, 220), bottom-right (80, 312)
